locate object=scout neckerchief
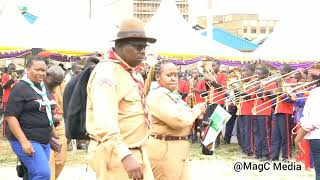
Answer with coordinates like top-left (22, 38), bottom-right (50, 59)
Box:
top-left (21, 75), bottom-right (54, 126)
top-left (108, 50), bottom-right (151, 128)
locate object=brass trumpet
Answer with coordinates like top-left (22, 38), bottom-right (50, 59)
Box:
top-left (186, 79), bottom-right (196, 108)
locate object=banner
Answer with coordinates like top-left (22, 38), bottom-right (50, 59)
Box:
top-left (201, 105), bottom-right (231, 150)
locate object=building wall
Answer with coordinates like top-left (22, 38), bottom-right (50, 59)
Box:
top-left (197, 14), bottom-right (278, 40)
top-left (92, 0), bottom-right (133, 24)
top-left (133, 0), bottom-right (189, 23)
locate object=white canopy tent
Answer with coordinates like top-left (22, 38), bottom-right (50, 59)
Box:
top-left (252, 0), bottom-right (320, 62)
top-left (0, 0), bottom-right (117, 53)
top-left (145, 0), bottom-right (243, 60)
top-left (0, 1), bottom-right (35, 49)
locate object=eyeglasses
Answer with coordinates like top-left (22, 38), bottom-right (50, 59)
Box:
top-left (127, 41), bottom-right (149, 51)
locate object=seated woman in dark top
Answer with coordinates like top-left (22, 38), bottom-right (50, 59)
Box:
top-left (5, 56), bottom-right (54, 180)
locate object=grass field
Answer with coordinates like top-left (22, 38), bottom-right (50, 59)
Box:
top-left (0, 124), bottom-right (316, 179)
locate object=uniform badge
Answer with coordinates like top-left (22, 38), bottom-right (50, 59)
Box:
top-left (96, 61), bottom-right (115, 86)
top-left (98, 78), bottom-right (114, 86)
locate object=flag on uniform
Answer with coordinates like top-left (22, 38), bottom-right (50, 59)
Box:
top-left (201, 105), bottom-right (231, 150)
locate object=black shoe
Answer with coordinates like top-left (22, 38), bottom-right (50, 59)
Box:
top-left (260, 157), bottom-right (269, 162)
top-left (254, 155), bottom-right (261, 160)
top-left (281, 158), bottom-right (290, 163)
top-left (202, 145), bottom-right (214, 155)
top-left (246, 153), bottom-right (253, 157)
top-left (224, 139), bottom-right (230, 144)
top-left (77, 143), bottom-right (87, 150)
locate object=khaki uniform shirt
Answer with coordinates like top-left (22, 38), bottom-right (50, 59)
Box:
top-left (53, 82), bottom-right (65, 114)
top-left (147, 87), bottom-right (202, 136)
top-left (86, 56), bottom-right (149, 160)
top-left (53, 83), bottom-right (66, 136)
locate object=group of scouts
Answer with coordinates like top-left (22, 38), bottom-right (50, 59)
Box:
top-left (178, 60), bottom-right (319, 163)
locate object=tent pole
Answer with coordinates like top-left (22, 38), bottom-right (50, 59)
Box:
top-left (89, 0), bottom-right (92, 19)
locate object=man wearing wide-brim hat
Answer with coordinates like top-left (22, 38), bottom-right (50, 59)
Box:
top-left (86, 17), bottom-right (156, 180)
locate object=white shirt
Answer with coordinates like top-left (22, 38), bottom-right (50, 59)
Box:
top-left (64, 71), bottom-right (75, 83)
top-left (300, 87), bottom-right (320, 139)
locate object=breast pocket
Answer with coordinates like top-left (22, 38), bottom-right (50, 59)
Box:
top-left (123, 91), bottom-right (141, 102)
top-left (121, 88), bottom-right (142, 113)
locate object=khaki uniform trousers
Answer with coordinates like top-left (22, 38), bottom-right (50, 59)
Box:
top-left (87, 140), bottom-right (154, 180)
top-left (49, 122), bottom-right (68, 180)
top-left (145, 137), bottom-right (191, 180)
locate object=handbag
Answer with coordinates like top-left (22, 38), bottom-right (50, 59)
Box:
top-left (16, 159), bottom-right (28, 179)
top-left (50, 137), bottom-right (62, 153)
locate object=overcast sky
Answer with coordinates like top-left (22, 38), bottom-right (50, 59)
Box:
top-left (4, 0), bottom-right (318, 24)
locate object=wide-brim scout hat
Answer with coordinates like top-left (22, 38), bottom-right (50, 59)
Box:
top-left (113, 18), bottom-right (156, 44)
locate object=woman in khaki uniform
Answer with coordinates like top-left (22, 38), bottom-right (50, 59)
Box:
top-left (145, 61), bottom-right (206, 180)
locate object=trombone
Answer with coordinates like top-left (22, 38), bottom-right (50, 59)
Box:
top-left (238, 81), bottom-right (306, 103)
top-left (200, 73), bottom-right (256, 99)
top-left (200, 68), bottom-right (303, 105)
top-left (252, 79), bottom-right (318, 115)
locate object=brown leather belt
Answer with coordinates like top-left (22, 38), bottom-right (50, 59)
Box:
top-left (150, 134), bottom-right (189, 141)
top-left (129, 147), bottom-right (141, 150)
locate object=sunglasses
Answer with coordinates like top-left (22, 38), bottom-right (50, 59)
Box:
top-left (127, 41), bottom-right (149, 51)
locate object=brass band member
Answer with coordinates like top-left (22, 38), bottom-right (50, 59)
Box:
top-left (145, 61), bottom-right (206, 180)
top-left (237, 65), bottom-right (255, 157)
top-left (1, 63), bottom-right (17, 136)
top-left (202, 60), bottom-right (227, 151)
top-left (189, 69), bottom-right (206, 143)
top-left (270, 64), bottom-right (296, 161)
top-left (253, 67), bottom-right (277, 161)
top-left (178, 73), bottom-right (189, 102)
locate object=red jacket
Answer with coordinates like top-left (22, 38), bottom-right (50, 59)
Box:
top-left (253, 81), bottom-right (277, 116)
top-left (274, 78), bottom-right (297, 114)
top-left (211, 72), bottom-right (227, 105)
top-left (1, 73), bottom-right (16, 103)
top-left (237, 88), bottom-right (255, 115)
top-left (178, 79), bottom-right (189, 101)
top-left (194, 79), bottom-right (206, 104)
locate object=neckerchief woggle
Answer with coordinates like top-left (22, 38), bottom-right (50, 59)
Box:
top-left (21, 75), bottom-right (54, 126)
